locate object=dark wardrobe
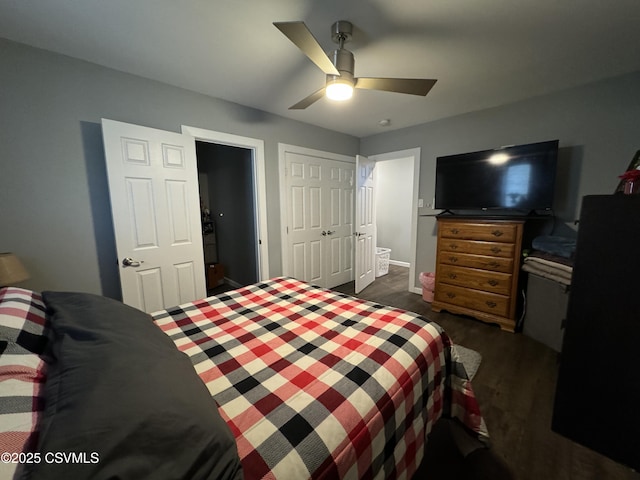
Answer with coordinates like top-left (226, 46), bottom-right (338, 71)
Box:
top-left (552, 194), bottom-right (640, 471)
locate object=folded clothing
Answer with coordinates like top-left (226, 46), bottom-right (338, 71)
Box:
top-left (525, 250), bottom-right (573, 269)
top-left (522, 262), bottom-right (572, 286)
top-left (523, 250), bottom-right (573, 286)
top-left (532, 235), bottom-right (576, 259)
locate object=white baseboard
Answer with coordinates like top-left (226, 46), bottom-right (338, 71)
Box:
top-left (389, 260), bottom-right (410, 268)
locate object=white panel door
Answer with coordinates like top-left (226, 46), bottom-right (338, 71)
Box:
top-left (284, 152), bottom-right (354, 289)
top-left (324, 160), bottom-right (354, 288)
top-left (355, 155), bottom-right (377, 294)
top-left (286, 156), bottom-right (324, 285)
top-left (102, 119), bottom-right (206, 312)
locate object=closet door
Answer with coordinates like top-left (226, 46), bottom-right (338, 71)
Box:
top-left (102, 119), bottom-right (206, 312)
top-left (283, 152), bottom-right (354, 288)
top-left (324, 160), bottom-right (354, 288)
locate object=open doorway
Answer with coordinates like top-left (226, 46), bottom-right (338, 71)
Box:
top-left (197, 142), bottom-right (258, 295)
top-left (375, 155), bottom-right (414, 268)
top-left (182, 125), bottom-right (269, 297)
top-left (369, 148), bottom-right (421, 294)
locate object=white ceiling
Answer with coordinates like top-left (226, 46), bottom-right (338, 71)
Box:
top-left (1, 0), bottom-right (639, 138)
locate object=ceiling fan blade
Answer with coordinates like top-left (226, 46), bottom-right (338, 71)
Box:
top-left (289, 87), bottom-right (326, 110)
top-left (274, 21), bottom-right (340, 76)
top-left (355, 78), bottom-right (437, 96)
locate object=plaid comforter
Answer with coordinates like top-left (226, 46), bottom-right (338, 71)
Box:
top-left (153, 277), bottom-right (487, 480)
top-left (0, 288), bottom-right (48, 480)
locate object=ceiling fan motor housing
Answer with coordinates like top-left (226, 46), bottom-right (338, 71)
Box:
top-left (327, 48), bottom-right (355, 85)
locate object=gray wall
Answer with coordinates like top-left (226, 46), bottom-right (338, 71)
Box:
top-left (361, 71), bottom-right (640, 289)
top-left (2, 36), bottom-right (638, 297)
top-left (0, 38), bottom-right (358, 297)
top-left (375, 156), bottom-right (413, 264)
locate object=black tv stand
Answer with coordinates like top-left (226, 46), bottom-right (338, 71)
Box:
top-left (438, 209), bottom-right (456, 216)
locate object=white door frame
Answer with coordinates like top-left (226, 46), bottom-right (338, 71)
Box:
top-left (182, 126), bottom-right (269, 280)
top-left (369, 148), bottom-right (421, 294)
top-left (278, 143), bottom-right (355, 283)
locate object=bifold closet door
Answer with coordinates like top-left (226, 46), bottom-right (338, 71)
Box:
top-left (284, 152), bottom-right (354, 289)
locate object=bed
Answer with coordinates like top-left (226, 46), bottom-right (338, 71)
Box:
top-left (0, 277), bottom-right (488, 480)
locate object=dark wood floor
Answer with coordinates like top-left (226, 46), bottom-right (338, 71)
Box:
top-left (333, 265), bottom-right (639, 480)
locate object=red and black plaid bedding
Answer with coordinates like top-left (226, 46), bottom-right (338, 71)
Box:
top-left (0, 287), bottom-right (48, 479)
top-left (153, 277), bottom-right (488, 480)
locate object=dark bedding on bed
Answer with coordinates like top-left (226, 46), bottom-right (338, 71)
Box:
top-left (21, 292), bottom-right (242, 480)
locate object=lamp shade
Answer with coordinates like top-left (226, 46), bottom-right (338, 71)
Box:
top-left (0, 253), bottom-right (30, 286)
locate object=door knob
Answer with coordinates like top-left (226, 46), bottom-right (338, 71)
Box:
top-left (321, 230), bottom-right (327, 236)
top-left (326, 230), bottom-right (336, 235)
top-left (122, 257), bottom-right (142, 267)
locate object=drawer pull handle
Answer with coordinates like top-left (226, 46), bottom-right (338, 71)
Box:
top-left (450, 228), bottom-right (460, 234)
top-left (487, 279), bottom-right (499, 286)
top-left (449, 244), bottom-right (458, 250)
top-left (448, 273), bottom-right (458, 279)
top-left (487, 261), bottom-right (501, 268)
top-left (486, 301), bottom-right (497, 308)
top-left (449, 256), bottom-right (458, 263)
top-left (446, 292), bottom-right (456, 299)
top-left (492, 230), bottom-right (504, 237)
top-left (491, 247), bottom-right (502, 254)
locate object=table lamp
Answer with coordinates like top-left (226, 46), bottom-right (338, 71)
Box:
top-left (0, 253), bottom-right (30, 287)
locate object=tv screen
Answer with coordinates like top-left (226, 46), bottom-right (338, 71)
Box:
top-left (434, 140), bottom-right (559, 212)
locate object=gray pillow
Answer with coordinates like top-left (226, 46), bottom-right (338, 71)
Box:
top-left (22, 291), bottom-right (243, 480)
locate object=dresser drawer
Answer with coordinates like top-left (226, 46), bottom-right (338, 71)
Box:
top-left (438, 252), bottom-right (513, 273)
top-left (434, 284), bottom-right (510, 317)
top-left (439, 222), bottom-right (518, 243)
top-left (437, 264), bottom-right (512, 295)
top-left (438, 239), bottom-right (515, 258)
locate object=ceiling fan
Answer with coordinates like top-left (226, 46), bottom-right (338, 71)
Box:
top-left (273, 20), bottom-right (437, 110)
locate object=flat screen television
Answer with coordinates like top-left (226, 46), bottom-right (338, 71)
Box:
top-left (434, 140), bottom-right (559, 213)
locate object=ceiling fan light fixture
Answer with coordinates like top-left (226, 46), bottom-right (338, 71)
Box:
top-left (325, 77), bottom-right (354, 101)
top-left (275, 20), bottom-right (437, 110)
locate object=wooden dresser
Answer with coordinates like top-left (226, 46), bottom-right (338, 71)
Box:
top-left (431, 217), bottom-right (524, 332)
